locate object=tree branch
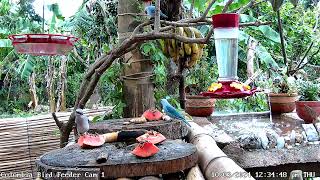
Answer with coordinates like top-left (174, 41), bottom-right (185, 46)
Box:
top-left (222, 0), bottom-right (234, 13)
top-left (72, 48), bottom-right (88, 68)
top-left (52, 112), bottom-right (64, 130)
top-left (289, 45), bottom-right (320, 75)
top-left (277, 10), bottom-right (288, 70)
top-left (237, 0), bottom-right (255, 14)
top-left (181, 0), bottom-right (217, 23)
top-left (190, 0), bottom-right (195, 18)
top-left (296, 42), bottom-right (314, 70)
top-left (154, 0), bottom-right (161, 32)
top-left (201, 0), bottom-right (217, 20)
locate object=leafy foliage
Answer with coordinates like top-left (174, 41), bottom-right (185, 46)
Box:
top-left (297, 80), bottom-right (320, 101)
top-left (141, 41), bottom-right (169, 108)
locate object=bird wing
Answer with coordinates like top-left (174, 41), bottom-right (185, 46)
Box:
top-left (164, 103), bottom-right (185, 120)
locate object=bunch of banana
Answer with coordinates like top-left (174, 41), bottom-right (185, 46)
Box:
top-left (162, 27), bottom-right (206, 68)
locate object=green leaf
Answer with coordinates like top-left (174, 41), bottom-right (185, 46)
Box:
top-left (240, 14), bottom-right (280, 43)
top-left (18, 56), bottom-right (35, 79)
top-left (258, 25), bottom-right (281, 43)
top-left (256, 45), bottom-right (278, 68)
top-left (239, 30), bottom-right (250, 42)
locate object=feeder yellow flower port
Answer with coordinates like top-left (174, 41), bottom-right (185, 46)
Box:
top-left (208, 83), bottom-right (223, 92)
top-left (230, 82), bottom-right (251, 91)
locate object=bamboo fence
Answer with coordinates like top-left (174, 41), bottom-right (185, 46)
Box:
top-left (0, 107), bottom-right (110, 180)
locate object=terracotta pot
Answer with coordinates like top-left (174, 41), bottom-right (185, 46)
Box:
top-left (185, 95), bottom-right (215, 117)
top-left (295, 101), bottom-right (320, 123)
top-left (268, 93), bottom-right (299, 114)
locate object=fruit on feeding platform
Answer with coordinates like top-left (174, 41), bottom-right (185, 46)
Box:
top-left (131, 142), bottom-right (159, 158)
top-left (78, 134), bottom-right (105, 148)
top-left (130, 116), bottom-right (147, 124)
top-left (142, 109), bottom-right (163, 121)
top-left (136, 131), bottom-right (166, 144)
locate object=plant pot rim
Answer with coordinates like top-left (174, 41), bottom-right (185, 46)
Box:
top-left (186, 106), bottom-right (214, 108)
top-left (295, 101), bottom-right (320, 103)
top-left (186, 95), bottom-right (215, 99)
top-left (268, 92), bottom-right (298, 97)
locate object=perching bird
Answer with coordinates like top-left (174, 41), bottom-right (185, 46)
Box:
top-left (75, 109), bottom-right (90, 135)
top-left (160, 99), bottom-right (191, 127)
top-left (145, 5), bottom-right (168, 19)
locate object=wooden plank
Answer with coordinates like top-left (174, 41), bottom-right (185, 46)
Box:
top-left (0, 108), bottom-right (107, 177)
top-left (90, 118), bottom-right (189, 140)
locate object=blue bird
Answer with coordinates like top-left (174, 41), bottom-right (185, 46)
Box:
top-left (145, 5), bottom-right (168, 19)
top-left (160, 99), bottom-right (191, 127)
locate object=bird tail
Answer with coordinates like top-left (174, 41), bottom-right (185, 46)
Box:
top-left (160, 12), bottom-right (168, 19)
top-left (179, 117), bottom-right (191, 127)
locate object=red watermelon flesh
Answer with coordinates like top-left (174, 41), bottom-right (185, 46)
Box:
top-left (78, 134), bottom-right (105, 148)
top-left (136, 131), bottom-right (166, 144)
top-left (131, 142), bottom-right (159, 158)
top-left (142, 109), bottom-right (163, 121)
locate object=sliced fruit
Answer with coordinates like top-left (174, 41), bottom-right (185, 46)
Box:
top-left (142, 109), bottom-right (163, 121)
top-left (136, 131), bottom-right (166, 144)
top-left (131, 142), bottom-right (159, 158)
top-left (78, 134), bottom-right (105, 148)
top-left (129, 116), bottom-right (147, 124)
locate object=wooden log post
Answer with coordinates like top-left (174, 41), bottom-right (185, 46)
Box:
top-left (187, 122), bottom-right (254, 180)
top-left (118, 0), bottom-right (155, 118)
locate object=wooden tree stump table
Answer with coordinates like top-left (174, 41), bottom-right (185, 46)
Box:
top-left (89, 119), bottom-right (189, 140)
top-left (36, 140), bottom-right (198, 179)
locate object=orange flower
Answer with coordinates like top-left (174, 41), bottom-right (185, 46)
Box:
top-left (208, 83), bottom-right (222, 92)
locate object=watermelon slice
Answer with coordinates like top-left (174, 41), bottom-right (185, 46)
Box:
top-left (131, 142), bottom-right (159, 158)
top-left (136, 131), bottom-right (166, 144)
top-left (142, 109), bottom-right (163, 121)
top-left (78, 134), bottom-right (105, 148)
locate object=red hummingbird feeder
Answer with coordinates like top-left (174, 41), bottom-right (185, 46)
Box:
top-left (201, 13), bottom-right (258, 99)
top-left (8, 34), bottom-right (78, 56)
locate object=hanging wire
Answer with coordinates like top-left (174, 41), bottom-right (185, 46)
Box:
top-left (42, 0), bottom-right (45, 33)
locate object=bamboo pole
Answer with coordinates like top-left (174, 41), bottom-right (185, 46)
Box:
top-left (187, 122), bottom-right (254, 180)
top-left (187, 165), bottom-right (205, 180)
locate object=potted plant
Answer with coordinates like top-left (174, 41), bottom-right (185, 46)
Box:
top-left (184, 60), bottom-right (217, 117)
top-left (185, 84), bottom-right (216, 117)
top-left (268, 73), bottom-right (299, 114)
top-left (295, 80), bottom-right (320, 123)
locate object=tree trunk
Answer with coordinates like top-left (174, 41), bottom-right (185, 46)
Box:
top-left (118, 0), bottom-right (155, 118)
top-left (56, 56), bottom-right (67, 112)
top-left (47, 57), bottom-right (56, 112)
top-left (28, 72), bottom-right (38, 109)
top-left (178, 59), bottom-right (186, 109)
top-left (246, 37), bottom-right (257, 79)
top-left (162, 0), bottom-right (183, 95)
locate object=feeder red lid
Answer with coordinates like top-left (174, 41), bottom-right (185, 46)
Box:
top-left (201, 81), bottom-right (259, 99)
top-left (212, 13), bottom-right (239, 28)
top-left (8, 34), bottom-right (79, 56)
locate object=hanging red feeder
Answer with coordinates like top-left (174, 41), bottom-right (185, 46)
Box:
top-left (201, 13), bottom-right (258, 99)
top-left (8, 34), bottom-right (79, 56)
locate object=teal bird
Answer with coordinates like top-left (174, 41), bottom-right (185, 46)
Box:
top-left (145, 5), bottom-right (168, 19)
top-left (160, 99), bottom-right (191, 127)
